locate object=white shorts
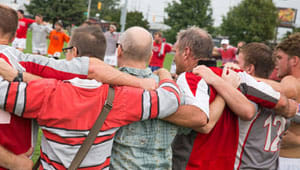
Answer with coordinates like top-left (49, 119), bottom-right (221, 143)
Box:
top-left (48, 52), bottom-right (61, 59)
top-left (32, 46), bottom-right (47, 55)
top-left (279, 157), bottom-right (300, 170)
top-left (170, 62), bottom-right (177, 74)
top-left (104, 55), bottom-right (117, 66)
top-left (12, 38), bottom-right (26, 49)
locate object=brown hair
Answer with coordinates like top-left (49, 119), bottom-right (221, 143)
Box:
top-left (240, 42), bottom-right (274, 78)
top-left (177, 26), bottom-right (213, 59)
top-left (276, 32), bottom-right (300, 59)
top-left (154, 31), bottom-right (162, 37)
top-left (70, 25), bottom-right (106, 60)
top-left (0, 5), bottom-right (18, 41)
top-left (36, 14), bottom-right (43, 18)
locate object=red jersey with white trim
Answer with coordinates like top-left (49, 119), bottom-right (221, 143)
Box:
top-left (172, 67), bottom-right (281, 170)
top-left (149, 42), bottom-right (172, 67)
top-left (0, 45), bottom-right (89, 170)
top-left (16, 18), bottom-right (35, 38)
top-left (218, 47), bottom-right (237, 64)
top-left (0, 78), bottom-right (180, 169)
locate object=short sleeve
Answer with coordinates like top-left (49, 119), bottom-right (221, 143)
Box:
top-left (177, 72), bottom-right (210, 118)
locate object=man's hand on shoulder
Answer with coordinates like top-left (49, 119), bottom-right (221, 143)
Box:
top-left (139, 78), bottom-right (157, 90)
top-left (222, 67), bottom-right (241, 88)
top-left (0, 58), bottom-right (18, 81)
top-left (154, 68), bottom-right (172, 80)
top-left (193, 65), bottom-right (219, 85)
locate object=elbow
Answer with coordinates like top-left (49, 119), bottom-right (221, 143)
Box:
top-left (195, 122), bottom-right (213, 134)
top-left (193, 115), bottom-right (209, 133)
top-left (239, 104), bottom-right (256, 121)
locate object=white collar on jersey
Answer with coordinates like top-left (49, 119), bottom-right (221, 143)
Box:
top-left (66, 78), bottom-right (102, 89)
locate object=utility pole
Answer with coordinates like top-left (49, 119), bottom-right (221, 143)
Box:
top-left (87, 0), bottom-right (92, 19)
top-left (120, 0), bottom-right (128, 32)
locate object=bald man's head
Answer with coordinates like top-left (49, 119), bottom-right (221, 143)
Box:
top-left (119, 26), bottom-right (153, 62)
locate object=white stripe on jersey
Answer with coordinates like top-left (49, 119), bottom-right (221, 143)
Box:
top-left (0, 45), bottom-right (26, 72)
top-left (142, 90), bottom-right (151, 120)
top-left (0, 81), bottom-right (9, 109)
top-left (67, 78), bottom-right (102, 89)
top-left (41, 159), bottom-right (56, 170)
top-left (157, 86), bottom-right (179, 118)
top-left (14, 82), bottom-right (27, 116)
top-left (40, 126), bottom-right (119, 138)
top-left (238, 72), bottom-right (280, 100)
top-left (176, 72), bottom-right (210, 118)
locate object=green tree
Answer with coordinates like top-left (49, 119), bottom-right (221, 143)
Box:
top-left (26, 0), bottom-right (86, 27)
top-left (164, 0), bottom-right (214, 43)
top-left (125, 11), bottom-right (149, 30)
top-left (89, 0), bottom-right (120, 21)
top-left (220, 0), bottom-right (278, 45)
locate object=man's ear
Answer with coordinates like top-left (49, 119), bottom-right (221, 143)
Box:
top-left (72, 47), bottom-right (78, 58)
top-left (117, 46), bottom-right (122, 59)
top-left (290, 55), bottom-right (299, 67)
top-left (245, 64), bottom-right (255, 75)
top-left (183, 47), bottom-right (191, 60)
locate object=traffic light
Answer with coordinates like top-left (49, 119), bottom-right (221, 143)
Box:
top-left (98, 2), bottom-right (102, 10)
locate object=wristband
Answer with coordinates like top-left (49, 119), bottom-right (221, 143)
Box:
top-left (13, 71), bottom-right (23, 82)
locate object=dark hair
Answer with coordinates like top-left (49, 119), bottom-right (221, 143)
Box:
top-left (36, 14), bottom-right (43, 18)
top-left (240, 42), bottom-right (274, 78)
top-left (55, 20), bottom-right (63, 27)
top-left (276, 33), bottom-right (300, 59)
top-left (0, 5), bottom-right (18, 41)
top-left (70, 25), bottom-right (106, 60)
top-left (154, 31), bottom-right (162, 37)
top-left (17, 9), bottom-right (24, 15)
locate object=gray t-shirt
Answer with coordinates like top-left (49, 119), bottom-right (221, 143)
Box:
top-left (235, 106), bottom-right (289, 170)
top-left (30, 23), bottom-right (52, 49)
top-left (104, 31), bottom-right (119, 56)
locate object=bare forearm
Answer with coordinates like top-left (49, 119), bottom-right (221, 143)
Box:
top-left (255, 77), bottom-right (282, 92)
top-left (163, 105), bottom-right (208, 129)
top-left (23, 72), bottom-right (42, 82)
top-left (0, 145), bottom-right (16, 169)
top-left (196, 95), bottom-right (225, 134)
top-left (275, 95), bottom-right (298, 118)
top-left (212, 77), bottom-right (255, 120)
top-left (88, 58), bottom-right (155, 90)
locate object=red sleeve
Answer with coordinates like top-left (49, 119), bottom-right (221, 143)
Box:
top-left (105, 79), bottom-right (181, 128)
top-left (19, 55), bottom-right (88, 80)
top-left (165, 43), bottom-right (172, 53)
top-left (25, 18), bottom-right (35, 25)
top-left (0, 79), bottom-right (58, 119)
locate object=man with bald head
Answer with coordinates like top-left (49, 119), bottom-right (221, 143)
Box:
top-left (110, 26), bottom-right (178, 169)
top-left (110, 26), bottom-right (211, 169)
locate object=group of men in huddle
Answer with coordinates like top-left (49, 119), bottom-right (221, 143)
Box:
top-left (0, 4), bottom-right (299, 170)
